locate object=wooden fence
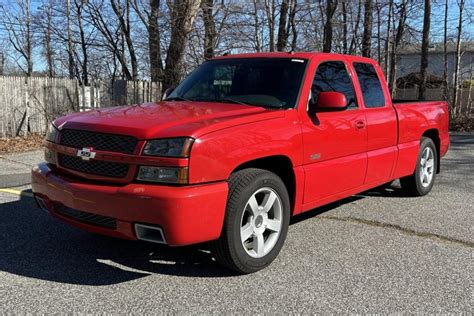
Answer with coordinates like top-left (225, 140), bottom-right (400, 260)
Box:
top-left (0, 76), bottom-right (161, 137)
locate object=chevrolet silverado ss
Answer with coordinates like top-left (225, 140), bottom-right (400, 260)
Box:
top-left (32, 52), bottom-right (450, 273)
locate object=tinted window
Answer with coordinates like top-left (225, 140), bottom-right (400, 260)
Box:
top-left (353, 62), bottom-right (385, 108)
top-left (311, 61), bottom-right (357, 110)
top-left (168, 58), bottom-right (308, 108)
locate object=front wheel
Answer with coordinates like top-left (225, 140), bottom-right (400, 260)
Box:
top-left (212, 168), bottom-right (290, 274)
top-left (400, 137), bottom-right (437, 196)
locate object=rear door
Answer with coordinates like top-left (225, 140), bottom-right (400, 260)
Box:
top-left (352, 62), bottom-right (397, 185)
top-left (301, 58), bottom-right (368, 204)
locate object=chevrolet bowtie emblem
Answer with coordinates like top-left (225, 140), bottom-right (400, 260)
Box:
top-left (77, 147), bottom-right (96, 161)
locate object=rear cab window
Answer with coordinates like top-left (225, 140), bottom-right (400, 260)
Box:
top-left (353, 62), bottom-right (386, 108)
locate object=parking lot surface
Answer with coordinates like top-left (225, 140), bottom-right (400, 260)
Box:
top-left (0, 134), bottom-right (472, 313)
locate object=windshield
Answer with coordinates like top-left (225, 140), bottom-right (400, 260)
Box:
top-left (167, 58), bottom-right (308, 108)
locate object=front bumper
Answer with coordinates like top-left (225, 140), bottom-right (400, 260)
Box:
top-left (32, 163), bottom-right (228, 246)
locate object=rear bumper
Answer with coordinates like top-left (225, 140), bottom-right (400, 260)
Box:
top-left (31, 163), bottom-right (228, 246)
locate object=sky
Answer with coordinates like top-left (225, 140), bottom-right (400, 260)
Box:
top-left (0, 0), bottom-right (472, 74)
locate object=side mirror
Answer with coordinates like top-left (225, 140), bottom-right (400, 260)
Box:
top-left (162, 87), bottom-right (175, 101)
top-left (316, 91), bottom-right (347, 111)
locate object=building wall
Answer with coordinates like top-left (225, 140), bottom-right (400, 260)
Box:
top-left (396, 52), bottom-right (473, 83)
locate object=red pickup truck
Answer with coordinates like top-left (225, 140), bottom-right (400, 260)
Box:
top-left (32, 52), bottom-right (449, 273)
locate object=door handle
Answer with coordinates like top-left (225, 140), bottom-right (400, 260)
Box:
top-left (355, 120), bottom-right (366, 129)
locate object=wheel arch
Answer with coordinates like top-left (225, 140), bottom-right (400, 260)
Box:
top-left (232, 155), bottom-right (297, 215)
top-left (422, 128), bottom-right (441, 174)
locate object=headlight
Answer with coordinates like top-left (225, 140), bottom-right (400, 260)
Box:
top-left (136, 166), bottom-right (188, 184)
top-left (143, 138), bottom-right (194, 157)
top-left (45, 124), bottom-right (59, 143)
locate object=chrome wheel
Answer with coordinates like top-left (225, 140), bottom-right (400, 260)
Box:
top-left (419, 147), bottom-right (435, 188)
top-left (240, 187), bottom-right (283, 258)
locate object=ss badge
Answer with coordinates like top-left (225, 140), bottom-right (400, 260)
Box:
top-left (77, 147), bottom-right (96, 161)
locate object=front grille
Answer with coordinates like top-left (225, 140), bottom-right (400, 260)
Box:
top-left (58, 154), bottom-right (129, 178)
top-left (60, 129), bottom-right (138, 154)
top-left (54, 203), bottom-right (117, 229)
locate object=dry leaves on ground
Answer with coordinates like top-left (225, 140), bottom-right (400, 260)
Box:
top-left (0, 134), bottom-right (45, 155)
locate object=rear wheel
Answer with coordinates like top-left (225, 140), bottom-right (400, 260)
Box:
top-left (212, 168), bottom-right (290, 274)
top-left (400, 137), bottom-right (437, 196)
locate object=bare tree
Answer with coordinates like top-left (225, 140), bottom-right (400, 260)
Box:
top-left (201, 0), bottom-right (216, 58)
top-left (384, 0), bottom-right (393, 78)
top-left (111, 0), bottom-right (138, 80)
top-left (162, 0), bottom-right (202, 92)
top-left (66, 0), bottom-right (76, 79)
top-left (37, 1), bottom-right (55, 77)
top-left (289, 0), bottom-right (298, 51)
top-left (452, 0), bottom-right (465, 115)
top-left (443, 0), bottom-right (449, 100)
top-left (349, 0), bottom-right (362, 55)
top-left (342, 1), bottom-right (348, 54)
top-left (388, 0), bottom-right (409, 95)
top-left (361, 0), bottom-right (373, 57)
top-left (132, 0), bottom-right (164, 82)
top-left (1, 0), bottom-right (34, 76)
top-left (265, 0), bottom-right (276, 52)
top-left (276, 0), bottom-right (289, 51)
top-left (323, 0), bottom-right (338, 53)
top-left (419, 0), bottom-right (431, 100)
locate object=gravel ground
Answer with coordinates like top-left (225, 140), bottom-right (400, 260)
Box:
top-left (0, 134), bottom-right (472, 313)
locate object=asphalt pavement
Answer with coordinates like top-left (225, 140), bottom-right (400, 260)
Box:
top-left (0, 134), bottom-right (472, 313)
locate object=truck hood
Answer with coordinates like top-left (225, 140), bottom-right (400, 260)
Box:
top-left (54, 101), bottom-right (284, 139)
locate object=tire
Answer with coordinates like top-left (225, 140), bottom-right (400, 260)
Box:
top-left (212, 168), bottom-right (290, 274)
top-left (400, 137), bottom-right (438, 196)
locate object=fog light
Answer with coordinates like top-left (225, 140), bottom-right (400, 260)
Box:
top-left (44, 148), bottom-right (56, 165)
top-left (136, 166), bottom-right (188, 184)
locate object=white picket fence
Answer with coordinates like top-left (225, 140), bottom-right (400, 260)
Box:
top-left (0, 76), bottom-right (161, 137)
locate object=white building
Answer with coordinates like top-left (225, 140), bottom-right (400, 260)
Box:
top-left (396, 42), bottom-right (473, 84)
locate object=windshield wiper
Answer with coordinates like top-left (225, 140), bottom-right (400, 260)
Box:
top-left (165, 96), bottom-right (191, 102)
top-left (220, 98), bottom-right (280, 109)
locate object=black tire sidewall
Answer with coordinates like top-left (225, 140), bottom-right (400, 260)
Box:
top-left (414, 138), bottom-right (437, 195)
top-left (228, 172), bottom-right (290, 272)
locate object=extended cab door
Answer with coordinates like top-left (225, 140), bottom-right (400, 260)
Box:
top-left (351, 61), bottom-right (397, 185)
top-left (301, 59), bottom-right (368, 205)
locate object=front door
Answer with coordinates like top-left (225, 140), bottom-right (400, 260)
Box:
top-left (301, 59), bottom-right (368, 205)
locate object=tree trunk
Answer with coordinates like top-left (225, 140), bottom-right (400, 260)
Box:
top-left (276, 0), bottom-right (289, 51)
top-left (201, 0), bottom-right (216, 58)
top-left (252, 0), bottom-right (262, 52)
top-left (452, 0), bottom-right (465, 116)
top-left (323, 0), bottom-right (337, 53)
top-left (443, 0), bottom-right (448, 101)
top-left (44, 3), bottom-right (54, 77)
top-left (148, 0), bottom-right (164, 82)
top-left (376, 0), bottom-right (381, 63)
top-left (349, 0), bottom-right (362, 55)
top-left (265, 0), bottom-right (276, 52)
top-left (66, 0), bottom-right (75, 79)
top-left (25, 0), bottom-right (33, 76)
top-left (75, 0), bottom-right (88, 86)
top-left (289, 0), bottom-right (297, 51)
top-left (384, 0), bottom-right (392, 79)
top-left (111, 0), bottom-right (138, 80)
top-left (418, 0), bottom-right (431, 100)
top-left (388, 0), bottom-right (408, 95)
top-left (342, 1), bottom-right (348, 54)
top-left (162, 0), bottom-right (202, 92)
top-left (361, 0), bottom-right (373, 57)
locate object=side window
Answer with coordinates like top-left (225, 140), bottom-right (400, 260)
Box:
top-left (311, 61), bottom-right (357, 110)
top-left (353, 62), bottom-right (386, 108)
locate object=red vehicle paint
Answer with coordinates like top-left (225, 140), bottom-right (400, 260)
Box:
top-left (32, 52), bottom-right (449, 271)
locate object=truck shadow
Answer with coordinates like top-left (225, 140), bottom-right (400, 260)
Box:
top-left (0, 192), bottom-right (239, 285)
